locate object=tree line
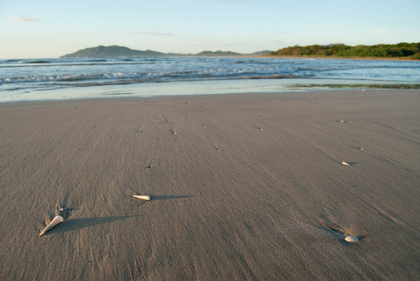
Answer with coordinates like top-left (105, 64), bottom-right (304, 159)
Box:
top-left (271, 42), bottom-right (420, 60)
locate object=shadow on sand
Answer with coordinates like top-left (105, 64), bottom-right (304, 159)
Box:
top-left (151, 195), bottom-right (194, 201)
top-left (44, 215), bottom-right (140, 236)
top-left (310, 216), bottom-right (367, 246)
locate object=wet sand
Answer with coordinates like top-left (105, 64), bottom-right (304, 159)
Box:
top-left (0, 90), bottom-right (419, 280)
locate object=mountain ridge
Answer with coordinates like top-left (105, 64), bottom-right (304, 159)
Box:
top-left (60, 45), bottom-right (272, 58)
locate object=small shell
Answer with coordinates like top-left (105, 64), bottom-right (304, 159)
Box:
top-left (133, 195), bottom-right (151, 201)
top-left (345, 235), bottom-right (359, 243)
top-left (39, 216), bottom-right (64, 237)
top-left (340, 161), bottom-right (350, 166)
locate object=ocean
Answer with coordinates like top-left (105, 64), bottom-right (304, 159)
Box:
top-left (1, 57), bottom-right (419, 102)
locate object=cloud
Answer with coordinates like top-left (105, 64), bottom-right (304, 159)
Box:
top-left (134, 30), bottom-right (174, 36)
top-left (371, 28), bottom-right (387, 34)
top-left (12, 17), bottom-right (40, 23)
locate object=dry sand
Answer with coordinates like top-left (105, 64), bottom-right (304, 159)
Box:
top-left (0, 90), bottom-right (419, 280)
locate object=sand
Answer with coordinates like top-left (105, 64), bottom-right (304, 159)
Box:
top-left (0, 90), bottom-right (419, 280)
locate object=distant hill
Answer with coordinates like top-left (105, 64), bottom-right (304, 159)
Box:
top-left (270, 42), bottom-right (420, 60)
top-left (195, 50), bottom-right (273, 56)
top-left (60, 46), bottom-right (167, 58)
top-left (195, 50), bottom-right (242, 57)
top-left (60, 45), bottom-right (273, 58)
top-left (248, 50), bottom-right (272, 56)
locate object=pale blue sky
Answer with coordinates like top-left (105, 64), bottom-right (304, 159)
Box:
top-left (1, 0), bottom-right (419, 58)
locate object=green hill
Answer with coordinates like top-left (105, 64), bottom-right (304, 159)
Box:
top-left (195, 50), bottom-right (242, 57)
top-left (60, 46), bottom-right (273, 58)
top-left (271, 42), bottom-right (420, 60)
top-left (60, 45), bottom-right (167, 58)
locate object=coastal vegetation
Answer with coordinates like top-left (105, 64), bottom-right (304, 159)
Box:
top-left (271, 42), bottom-right (420, 60)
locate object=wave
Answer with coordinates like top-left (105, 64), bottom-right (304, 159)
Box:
top-left (245, 75), bottom-right (301, 79)
top-left (0, 64), bottom-right (298, 84)
top-left (0, 61), bottom-right (156, 68)
top-left (27, 60), bottom-right (51, 64)
top-left (1, 57), bottom-right (419, 93)
top-left (0, 71), bottom-right (305, 90)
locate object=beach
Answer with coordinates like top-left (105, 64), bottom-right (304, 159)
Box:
top-left (0, 90), bottom-right (419, 280)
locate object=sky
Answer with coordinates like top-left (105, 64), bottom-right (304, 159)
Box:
top-left (1, 0), bottom-right (419, 59)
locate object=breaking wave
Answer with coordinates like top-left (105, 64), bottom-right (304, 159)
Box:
top-left (1, 57), bottom-right (419, 92)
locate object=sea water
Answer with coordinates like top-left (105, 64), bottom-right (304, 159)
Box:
top-left (1, 57), bottom-right (419, 102)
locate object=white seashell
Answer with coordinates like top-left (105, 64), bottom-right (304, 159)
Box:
top-left (340, 161), bottom-right (350, 166)
top-left (345, 235), bottom-right (359, 243)
top-left (39, 216), bottom-right (64, 237)
top-left (133, 195), bottom-right (151, 201)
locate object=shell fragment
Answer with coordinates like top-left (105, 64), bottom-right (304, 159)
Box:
top-left (39, 216), bottom-right (64, 237)
top-left (345, 235), bottom-right (359, 243)
top-left (133, 195), bottom-right (151, 201)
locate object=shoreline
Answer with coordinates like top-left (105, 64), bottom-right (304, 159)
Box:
top-left (1, 90), bottom-right (419, 280)
top-left (2, 81), bottom-right (420, 104)
top-left (1, 87), bottom-right (419, 105)
top-left (2, 57), bottom-right (419, 103)
top-left (1, 88), bottom-right (419, 107)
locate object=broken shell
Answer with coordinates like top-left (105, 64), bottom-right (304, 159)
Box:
top-left (345, 235), bottom-right (359, 243)
top-left (133, 195), bottom-right (151, 201)
top-left (39, 216), bottom-right (64, 237)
